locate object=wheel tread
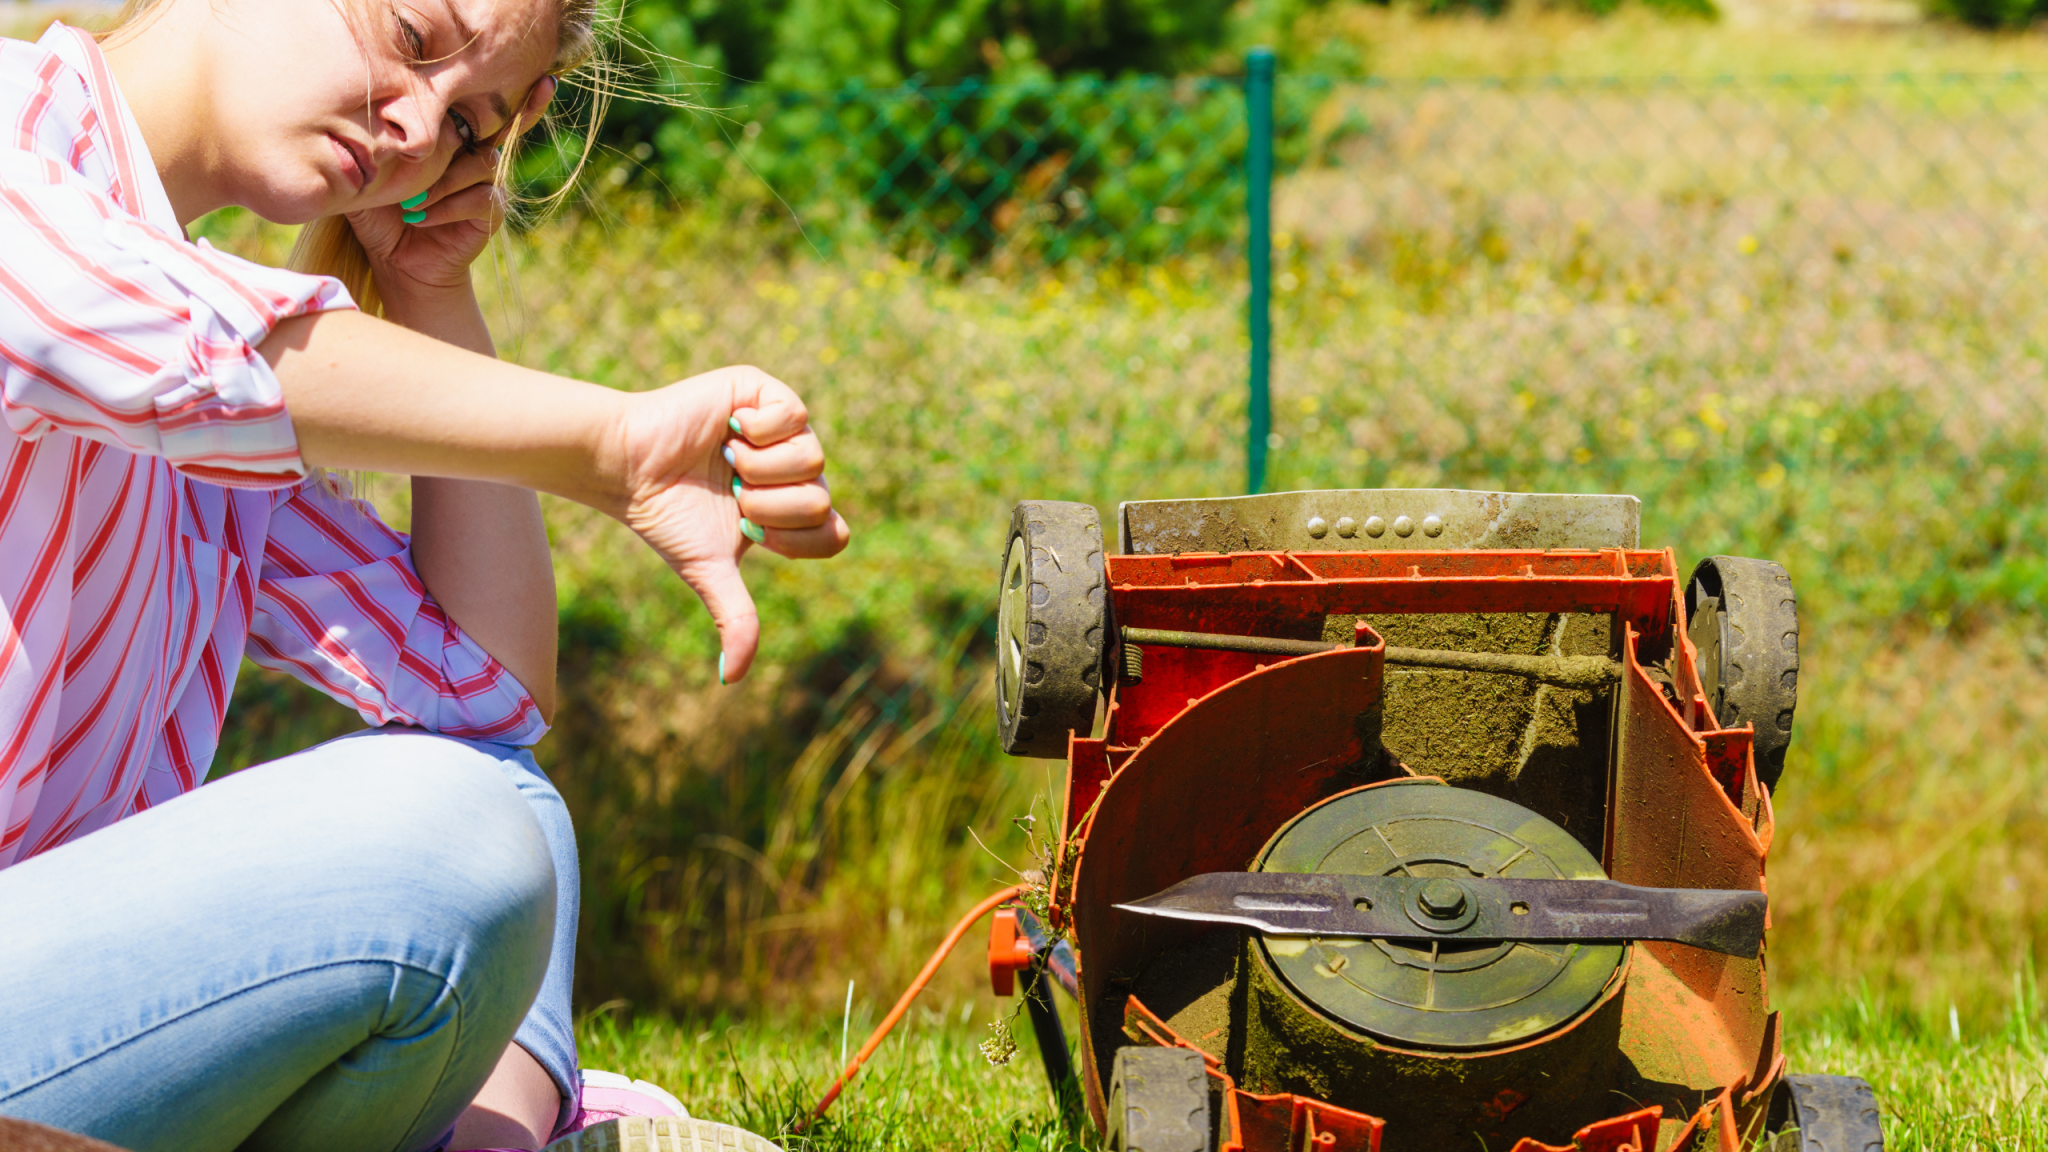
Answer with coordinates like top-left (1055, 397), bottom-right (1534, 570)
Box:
top-left (1108, 1047), bottom-right (1210, 1152)
top-left (1689, 556), bottom-right (1800, 791)
top-left (999, 501), bottom-right (1108, 757)
top-left (1778, 1073), bottom-right (1884, 1152)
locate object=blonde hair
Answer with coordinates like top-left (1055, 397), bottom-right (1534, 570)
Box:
top-left (102, 0), bottom-right (618, 313)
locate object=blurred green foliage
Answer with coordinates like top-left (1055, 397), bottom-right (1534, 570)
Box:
top-left (602, 73), bottom-right (1343, 265)
top-left (542, 0), bottom-right (1351, 266)
top-left (1390, 0), bottom-right (1714, 13)
top-left (1922, 0), bottom-right (2048, 26)
top-left (542, 0), bottom-right (1705, 264)
top-left (614, 0), bottom-right (1276, 91)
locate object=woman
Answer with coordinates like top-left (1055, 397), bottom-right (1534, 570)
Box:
top-left (0, 0), bottom-right (848, 1146)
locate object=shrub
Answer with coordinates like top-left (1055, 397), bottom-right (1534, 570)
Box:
top-left (1922, 0), bottom-right (2048, 26)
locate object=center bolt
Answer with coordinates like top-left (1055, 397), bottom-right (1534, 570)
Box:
top-left (1419, 879), bottom-right (1469, 919)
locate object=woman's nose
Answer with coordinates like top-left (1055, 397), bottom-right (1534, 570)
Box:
top-left (378, 90), bottom-right (445, 161)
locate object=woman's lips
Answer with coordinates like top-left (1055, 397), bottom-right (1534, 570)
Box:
top-left (327, 133), bottom-right (377, 192)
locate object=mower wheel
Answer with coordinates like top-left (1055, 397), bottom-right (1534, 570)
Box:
top-left (1107, 1046), bottom-right (1210, 1152)
top-left (1772, 1074), bottom-right (1884, 1151)
top-left (998, 501), bottom-right (1107, 758)
top-left (1686, 555), bottom-right (1800, 791)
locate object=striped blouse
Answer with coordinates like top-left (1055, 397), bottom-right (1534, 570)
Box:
top-left (0, 24), bottom-right (546, 870)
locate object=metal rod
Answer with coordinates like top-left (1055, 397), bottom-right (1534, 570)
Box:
top-left (1126, 626), bottom-right (1324, 657)
top-left (1119, 627), bottom-right (1620, 690)
top-left (1020, 964), bottom-right (1079, 1112)
top-left (1245, 46), bottom-right (1275, 496)
top-left (1382, 646), bottom-right (1619, 690)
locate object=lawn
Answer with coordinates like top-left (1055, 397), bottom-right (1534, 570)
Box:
top-left (570, 1002), bottom-right (2048, 1150)
top-left (155, 2), bottom-right (2048, 1147)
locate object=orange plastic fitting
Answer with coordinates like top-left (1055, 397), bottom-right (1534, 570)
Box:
top-left (987, 907), bottom-right (1034, 996)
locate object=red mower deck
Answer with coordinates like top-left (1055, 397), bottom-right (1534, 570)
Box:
top-left (980, 489), bottom-right (1878, 1152)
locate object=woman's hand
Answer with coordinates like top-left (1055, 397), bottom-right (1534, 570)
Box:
top-left (264, 312), bottom-right (852, 683)
top-left (616, 366), bottom-right (850, 684)
top-left (349, 78), bottom-right (558, 297)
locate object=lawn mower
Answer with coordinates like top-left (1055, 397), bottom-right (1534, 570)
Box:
top-left (976, 488), bottom-right (1883, 1152)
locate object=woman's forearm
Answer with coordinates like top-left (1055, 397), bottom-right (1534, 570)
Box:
top-left (372, 285), bottom-right (559, 723)
top-left (260, 307), bottom-right (851, 683)
top-left (261, 309), bottom-right (631, 513)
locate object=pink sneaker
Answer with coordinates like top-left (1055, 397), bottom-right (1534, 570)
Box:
top-left (567, 1069), bottom-right (690, 1127)
top-left (539, 1070), bottom-right (783, 1152)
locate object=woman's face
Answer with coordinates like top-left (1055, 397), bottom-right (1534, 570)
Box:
top-left (207, 0), bottom-right (558, 223)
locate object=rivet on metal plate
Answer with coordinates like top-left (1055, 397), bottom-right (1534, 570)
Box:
top-left (1364, 516), bottom-right (1386, 538)
top-left (1422, 514), bottom-right (1444, 537)
top-left (1306, 516), bottom-right (1329, 539)
top-left (1335, 516), bottom-right (1357, 538)
top-left (1393, 515), bottom-right (1415, 538)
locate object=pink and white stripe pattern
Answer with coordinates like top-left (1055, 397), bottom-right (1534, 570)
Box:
top-left (0, 25), bottom-right (545, 869)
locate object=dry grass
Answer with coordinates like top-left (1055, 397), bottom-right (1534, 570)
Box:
top-left (1773, 625), bottom-right (2048, 1027)
top-left (1307, 1), bottom-right (2048, 80)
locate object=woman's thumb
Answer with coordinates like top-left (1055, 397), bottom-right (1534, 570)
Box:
top-left (684, 556), bottom-right (761, 684)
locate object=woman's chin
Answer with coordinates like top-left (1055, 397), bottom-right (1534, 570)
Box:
top-left (241, 180), bottom-right (353, 226)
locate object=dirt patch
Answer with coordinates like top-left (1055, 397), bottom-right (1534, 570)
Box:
top-left (1325, 612), bottom-right (1614, 854)
top-left (1332, 611), bottom-right (1551, 794)
top-left (1132, 927), bottom-right (1243, 1063)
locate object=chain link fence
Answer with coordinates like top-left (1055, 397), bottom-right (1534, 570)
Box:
top-left (597, 72), bottom-right (1336, 264)
top-left (577, 67), bottom-right (2048, 616)
top-left (506, 63), bottom-right (2048, 638)
top-left (600, 68), bottom-right (2048, 279)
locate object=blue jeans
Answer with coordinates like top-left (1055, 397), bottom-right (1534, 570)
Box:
top-left (0, 728), bottom-right (582, 1152)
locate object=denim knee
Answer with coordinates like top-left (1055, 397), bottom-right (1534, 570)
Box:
top-left (292, 730), bottom-right (559, 989)
top-left (0, 729), bottom-right (559, 1152)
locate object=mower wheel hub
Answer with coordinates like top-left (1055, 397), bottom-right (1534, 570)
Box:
top-left (1253, 780), bottom-right (1625, 1051)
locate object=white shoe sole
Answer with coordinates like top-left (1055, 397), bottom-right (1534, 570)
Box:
top-left (544, 1116), bottom-right (785, 1152)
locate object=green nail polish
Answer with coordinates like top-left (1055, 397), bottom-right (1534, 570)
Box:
top-left (718, 652), bottom-right (726, 685)
top-left (728, 415), bottom-right (743, 435)
top-left (400, 191), bottom-right (430, 209)
top-left (732, 476), bottom-right (743, 498)
top-left (402, 209), bottom-right (427, 224)
top-left (740, 518), bottom-right (765, 544)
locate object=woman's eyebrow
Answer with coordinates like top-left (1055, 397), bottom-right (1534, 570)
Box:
top-left (441, 0), bottom-right (512, 131)
top-left (446, 2), bottom-right (479, 48)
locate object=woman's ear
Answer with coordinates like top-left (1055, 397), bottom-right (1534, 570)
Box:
top-left (512, 75), bottom-right (559, 139)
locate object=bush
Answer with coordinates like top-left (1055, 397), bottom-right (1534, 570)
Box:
top-left (1922, 0), bottom-right (2048, 26)
top-left (605, 73), bottom-right (1340, 265)
top-left (584, 0), bottom-right (1320, 226)
top-left (540, 0), bottom-right (1691, 263)
top-left (619, 0), bottom-right (1246, 89)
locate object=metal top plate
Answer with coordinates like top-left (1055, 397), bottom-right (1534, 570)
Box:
top-left (1118, 489), bottom-right (1640, 555)
top-left (1252, 779), bottom-right (1626, 1051)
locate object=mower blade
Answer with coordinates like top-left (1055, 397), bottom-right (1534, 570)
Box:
top-left (1114, 872), bottom-right (1767, 958)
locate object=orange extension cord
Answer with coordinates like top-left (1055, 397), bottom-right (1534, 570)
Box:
top-left (802, 883), bottom-right (1026, 1127)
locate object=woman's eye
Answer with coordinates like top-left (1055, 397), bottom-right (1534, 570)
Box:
top-left (397, 14), bottom-right (425, 58)
top-left (451, 109), bottom-right (478, 152)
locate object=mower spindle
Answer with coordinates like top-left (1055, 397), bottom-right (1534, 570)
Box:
top-left (1119, 626), bottom-right (1621, 690)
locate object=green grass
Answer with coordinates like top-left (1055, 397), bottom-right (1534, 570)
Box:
top-left (575, 1007), bottom-right (1092, 1151)
top-left (569, 999), bottom-right (2048, 1150)
top-left (169, 5), bottom-right (2048, 1147)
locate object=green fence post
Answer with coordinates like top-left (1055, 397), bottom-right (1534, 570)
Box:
top-left (1246, 47), bottom-right (1275, 495)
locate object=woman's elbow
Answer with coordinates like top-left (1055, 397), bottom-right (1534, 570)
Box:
top-left (527, 671), bottom-right (558, 728)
